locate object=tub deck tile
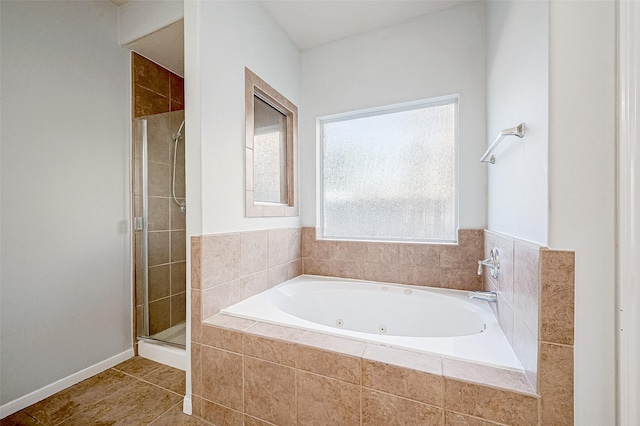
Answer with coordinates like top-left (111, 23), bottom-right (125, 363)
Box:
top-left (442, 359), bottom-right (535, 396)
top-left (362, 343), bottom-right (442, 375)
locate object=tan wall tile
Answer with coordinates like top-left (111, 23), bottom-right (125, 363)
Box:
top-left (440, 267), bottom-right (482, 291)
top-left (512, 318), bottom-right (538, 391)
top-left (397, 243), bottom-right (440, 266)
top-left (244, 335), bottom-right (298, 367)
top-left (302, 258), bottom-right (331, 276)
top-left (444, 379), bottom-right (538, 426)
top-left (267, 262), bottom-right (289, 287)
top-left (396, 264), bottom-right (441, 287)
top-left (171, 200), bottom-right (186, 230)
top-left (191, 289), bottom-right (201, 343)
top-left (201, 280), bottom-right (240, 319)
top-left (361, 262), bottom-right (399, 283)
top-left (330, 259), bottom-right (363, 279)
top-left (493, 292), bottom-right (515, 346)
top-left (440, 229), bottom-right (483, 268)
top-left (362, 388), bottom-right (443, 426)
top-left (362, 359), bottom-right (444, 406)
top-left (240, 271), bottom-right (270, 300)
top-left (287, 259), bottom-right (302, 280)
top-left (200, 398), bottom-right (243, 426)
top-left (330, 241), bottom-right (367, 262)
top-left (296, 345), bottom-right (361, 384)
top-left (191, 343), bottom-right (202, 397)
top-left (540, 250), bottom-right (575, 345)
top-left (296, 371), bottom-right (360, 425)
top-left (362, 242), bottom-right (400, 264)
top-left (483, 230), bottom-right (514, 303)
top-left (240, 231), bottom-right (268, 277)
top-left (539, 343), bottom-right (573, 426)
top-left (302, 227), bottom-right (331, 259)
top-left (201, 346), bottom-right (243, 411)
top-left (267, 228), bottom-right (290, 267)
top-left (190, 236), bottom-right (201, 290)
top-left (244, 357), bottom-right (296, 426)
top-left (201, 233), bottom-right (240, 289)
top-left (201, 324), bottom-right (244, 353)
top-left (513, 240), bottom-right (540, 337)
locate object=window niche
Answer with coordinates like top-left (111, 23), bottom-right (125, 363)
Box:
top-left (245, 68), bottom-right (298, 217)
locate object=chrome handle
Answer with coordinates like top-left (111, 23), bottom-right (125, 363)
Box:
top-left (477, 248), bottom-right (500, 279)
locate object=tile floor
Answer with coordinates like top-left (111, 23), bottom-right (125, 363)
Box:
top-left (1, 357), bottom-right (210, 426)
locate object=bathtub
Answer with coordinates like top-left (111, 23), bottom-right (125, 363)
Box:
top-left (221, 275), bottom-right (523, 371)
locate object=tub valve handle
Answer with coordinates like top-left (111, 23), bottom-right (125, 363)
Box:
top-left (477, 248), bottom-right (500, 279)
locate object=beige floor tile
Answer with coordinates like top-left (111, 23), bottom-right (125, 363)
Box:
top-left (59, 380), bottom-right (181, 425)
top-left (112, 357), bottom-right (163, 379)
top-left (25, 369), bottom-right (136, 425)
top-left (142, 364), bottom-right (186, 396)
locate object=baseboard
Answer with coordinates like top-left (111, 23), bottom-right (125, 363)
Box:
top-left (182, 396), bottom-right (192, 415)
top-left (0, 348), bottom-right (134, 419)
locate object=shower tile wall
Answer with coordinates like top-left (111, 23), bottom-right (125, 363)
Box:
top-left (132, 53), bottom-right (185, 340)
top-left (132, 52), bottom-right (184, 119)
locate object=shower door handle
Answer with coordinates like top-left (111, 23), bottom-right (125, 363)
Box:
top-left (134, 216), bottom-right (144, 231)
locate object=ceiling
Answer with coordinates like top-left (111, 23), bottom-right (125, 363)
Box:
top-left (115, 0), bottom-right (472, 76)
top-left (261, 0), bottom-right (472, 50)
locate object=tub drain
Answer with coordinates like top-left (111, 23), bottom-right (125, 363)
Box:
top-left (378, 325), bottom-right (387, 334)
top-left (336, 319), bottom-right (344, 328)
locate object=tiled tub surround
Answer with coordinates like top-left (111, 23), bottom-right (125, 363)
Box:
top-left (191, 226), bottom-right (575, 424)
top-left (192, 313), bottom-right (539, 426)
top-left (190, 227), bottom-right (303, 340)
top-left (302, 228), bottom-right (484, 291)
top-left (483, 230), bottom-right (575, 425)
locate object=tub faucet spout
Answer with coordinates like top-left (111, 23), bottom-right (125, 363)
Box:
top-left (468, 291), bottom-right (497, 303)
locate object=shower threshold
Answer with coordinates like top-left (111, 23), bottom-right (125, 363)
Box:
top-left (138, 323), bottom-right (186, 371)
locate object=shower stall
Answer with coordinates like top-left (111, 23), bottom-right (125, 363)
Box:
top-left (133, 110), bottom-right (186, 349)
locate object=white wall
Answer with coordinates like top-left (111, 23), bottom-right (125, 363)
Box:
top-left (486, 0), bottom-right (548, 245)
top-left (0, 0), bottom-right (131, 406)
top-left (195, 1), bottom-right (301, 234)
top-left (548, 2), bottom-right (616, 424)
top-left (118, 0), bottom-right (183, 45)
top-left (299, 2), bottom-right (487, 230)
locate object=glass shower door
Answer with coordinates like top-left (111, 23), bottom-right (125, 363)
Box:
top-left (133, 111), bottom-right (186, 347)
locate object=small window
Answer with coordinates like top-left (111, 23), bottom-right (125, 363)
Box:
top-left (245, 68), bottom-right (298, 217)
top-left (318, 97), bottom-right (457, 243)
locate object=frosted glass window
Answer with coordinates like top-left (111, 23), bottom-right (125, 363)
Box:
top-left (320, 99), bottom-right (457, 242)
top-left (253, 96), bottom-right (288, 204)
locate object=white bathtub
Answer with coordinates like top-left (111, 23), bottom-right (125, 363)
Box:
top-left (221, 275), bottom-right (523, 370)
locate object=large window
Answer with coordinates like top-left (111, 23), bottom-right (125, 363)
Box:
top-left (319, 97), bottom-right (457, 243)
